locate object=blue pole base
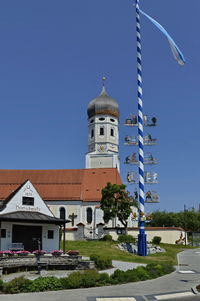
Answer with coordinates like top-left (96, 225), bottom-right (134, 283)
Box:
top-left (137, 233), bottom-right (147, 256)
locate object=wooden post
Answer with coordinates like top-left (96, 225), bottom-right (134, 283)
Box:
top-left (63, 223), bottom-right (66, 254)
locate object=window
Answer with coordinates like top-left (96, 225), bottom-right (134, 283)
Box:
top-left (110, 118), bottom-right (115, 122)
top-left (99, 117), bottom-right (105, 121)
top-left (90, 119), bottom-right (94, 123)
top-left (1, 229), bottom-right (6, 238)
top-left (22, 197), bottom-right (34, 206)
top-left (48, 230), bottom-right (54, 239)
top-left (91, 129), bottom-right (94, 138)
top-left (110, 128), bottom-right (114, 137)
top-left (60, 207), bottom-right (66, 220)
top-left (99, 127), bottom-right (104, 136)
top-left (86, 207), bottom-right (93, 224)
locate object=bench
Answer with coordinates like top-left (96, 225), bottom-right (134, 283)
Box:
top-left (8, 243), bottom-right (24, 251)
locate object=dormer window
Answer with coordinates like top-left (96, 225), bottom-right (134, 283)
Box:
top-left (100, 127), bottom-right (104, 136)
top-left (22, 196), bottom-right (34, 206)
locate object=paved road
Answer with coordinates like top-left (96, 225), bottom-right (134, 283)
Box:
top-left (0, 248), bottom-right (199, 301)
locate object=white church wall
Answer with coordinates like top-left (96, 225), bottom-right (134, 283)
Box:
top-left (46, 201), bottom-right (82, 228)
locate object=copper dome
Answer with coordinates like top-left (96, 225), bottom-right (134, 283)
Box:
top-left (87, 86), bottom-right (119, 119)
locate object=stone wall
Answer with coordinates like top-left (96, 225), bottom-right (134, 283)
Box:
top-left (0, 255), bottom-right (95, 274)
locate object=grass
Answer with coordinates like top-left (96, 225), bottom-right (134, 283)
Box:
top-left (64, 240), bottom-right (194, 265)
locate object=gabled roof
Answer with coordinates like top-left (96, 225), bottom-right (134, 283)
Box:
top-left (0, 168), bottom-right (122, 202)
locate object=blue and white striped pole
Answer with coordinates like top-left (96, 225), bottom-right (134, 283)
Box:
top-left (135, 0), bottom-right (147, 256)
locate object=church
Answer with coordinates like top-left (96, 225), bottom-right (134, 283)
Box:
top-left (0, 83), bottom-right (138, 249)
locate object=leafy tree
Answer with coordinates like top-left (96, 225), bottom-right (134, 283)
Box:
top-left (149, 210), bottom-right (200, 232)
top-left (100, 182), bottom-right (134, 232)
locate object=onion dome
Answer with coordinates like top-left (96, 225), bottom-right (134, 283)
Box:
top-left (87, 85), bottom-right (120, 119)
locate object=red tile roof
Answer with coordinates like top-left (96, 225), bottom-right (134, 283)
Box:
top-left (0, 168), bottom-right (121, 202)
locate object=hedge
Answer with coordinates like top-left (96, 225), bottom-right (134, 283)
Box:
top-left (1, 262), bottom-right (175, 294)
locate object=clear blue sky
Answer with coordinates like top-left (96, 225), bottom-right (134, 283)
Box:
top-left (0, 0), bottom-right (199, 212)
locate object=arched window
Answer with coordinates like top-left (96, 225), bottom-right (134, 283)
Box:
top-left (60, 207), bottom-right (66, 220)
top-left (91, 129), bottom-right (94, 138)
top-left (100, 127), bottom-right (104, 136)
top-left (86, 207), bottom-right (93, 224)
top-left (110, 128), bottom-right (114, 137)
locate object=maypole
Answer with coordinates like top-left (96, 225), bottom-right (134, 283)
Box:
top-left (135, 0), bottom-right (147, 256)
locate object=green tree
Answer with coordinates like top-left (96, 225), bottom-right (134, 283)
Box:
top-left (100, 182), bottom-right (134, 232)
top-left (149, 210), bottom-right (200, 232)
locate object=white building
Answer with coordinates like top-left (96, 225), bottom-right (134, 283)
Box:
top-left (0, 180), bottom-right (67, 252)
top-left (86, 84), bottom-right (120, 172)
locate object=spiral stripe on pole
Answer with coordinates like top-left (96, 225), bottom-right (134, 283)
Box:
top-left (135, 0), bottom-right (147, 256)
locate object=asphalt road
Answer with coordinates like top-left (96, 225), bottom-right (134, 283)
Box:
top-left (0, 248), bottom-right (200, 301)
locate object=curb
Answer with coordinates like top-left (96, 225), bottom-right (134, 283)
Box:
top-left (191, 286), bottom-right (200, 295)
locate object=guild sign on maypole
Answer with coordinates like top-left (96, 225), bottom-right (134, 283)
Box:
top-left (134, 0), bottom-right (185, 256)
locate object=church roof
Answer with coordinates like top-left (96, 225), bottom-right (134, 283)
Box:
top-left (87, 86), bottom-right (120, 119)
top-left (0, 168), bottom-right (122, 202)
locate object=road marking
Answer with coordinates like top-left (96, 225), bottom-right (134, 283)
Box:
top-left (96, 297), bottom-right (136, 301)
top-left (155, 292), bottom-right (194, 300)
top-left (178, 270), bottom-right (195, 273)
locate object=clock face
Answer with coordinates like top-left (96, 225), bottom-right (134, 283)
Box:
top-left (98, 145), bottom-right (106, 152)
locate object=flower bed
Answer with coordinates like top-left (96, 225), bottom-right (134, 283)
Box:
top-left (67, 250), bottom-right (79, 256)
top-left (32, 250), bottom-right (46, 256)
top-left (51, 250), bottom-right (63, 257)
top-left (16, 251), bottom-right (30, 256)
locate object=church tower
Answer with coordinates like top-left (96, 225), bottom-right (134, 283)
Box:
top-left (85, 79), bottom-right (120, 171)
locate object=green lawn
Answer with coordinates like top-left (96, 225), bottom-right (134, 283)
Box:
top-left (64, 240), bottom-right (194, 265)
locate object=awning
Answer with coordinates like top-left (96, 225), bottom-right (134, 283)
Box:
top-left (0, 211), bottom-right (70, 225)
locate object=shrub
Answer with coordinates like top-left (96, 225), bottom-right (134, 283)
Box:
top-left (81, 270), bottom-right (100, 287)
top-left (3, 277), bottom-right (31, 294)
top-left (90, 254), bottom-right (112, 270)
top-left (65, 272), bottom-right (83, 289)
top-left (159, 263), bottom-right (175, 274)
top-left (135, 266), bottom-right (151, 280)
top-left (28, 277), bottom-right (62, 292)
top-left (99, 273), bottom-right (111, 285)
top-left (111, 269), bottom-right (127, 283)
top-left (122, 269), bottom-right (139, 282)
top-left (146, 263), bottom-right (165, 278)
top-left (152, 236), bottom-right (162, 245)
top-left (0, 279), bottom-right (4, 291)
top-left (117, 234), bottom-right (136, 243)
top-left (100, 234), bottom-right (113, 241)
